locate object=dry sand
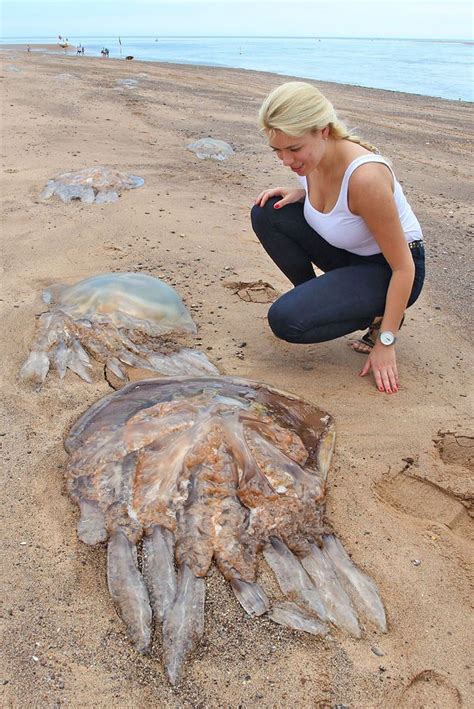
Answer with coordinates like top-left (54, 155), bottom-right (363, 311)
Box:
top-left (0, 48), bottom-right (472, 708)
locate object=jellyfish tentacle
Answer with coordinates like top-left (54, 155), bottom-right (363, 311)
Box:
top-left (241, 415), bottom-right (309, 466)
top-left (77, 499), bottom-right (108, 545)
top-left (301, 543), bottom-right (361, 637)
top-left (322, 534), bottom-right (387, 632)
top-left (133, 410), bottom-right (215, 532)
top-left (71, 337), bottom-right (91, 365)
top-left (52, 338), bottom-right (69, 378)
top-left (20, 349), bottom-right (50, 387)
top-left (162, 563), bottom-right (206, 685)
top-left (20, 312), bottom-right (55, 386)
top-left (246, 429), bottom-right (324, 498)
top-left (72, 319), bottom-right (112, 362)
top-left (142, 525), bottom-right (177, 622)
top-left (224, 416), bottom-right (275, 499)
top-left (148, 348), bottom-right (219, 376)
top-left (230, 578), bottom-right (270, 617)
top-left (174, 420), bottom-right (234, 575)
top-left (316, 424), bottom-right (336, 482)
top-left (116, 348), bottom-right (154, 371)
top-left (105, 451), bottom-right (143, 537)
top-left (66, 340), bottom-right (93, 382)
top-left (268, 601), bottom-right (328, 636)
top-left (105, 357), bottom-right (127, 380)
top-left (263, 538), bottom-right (327, 621)
top-left (107, 528), bottom-right (152, 652)
top-left (172, 413), bottom-right (257, 580)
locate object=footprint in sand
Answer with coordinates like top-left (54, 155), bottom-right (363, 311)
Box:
top-left (376, 431), bottom-right (473, 542)
top-left (397, 669), bottom-right (462, 708)
top-left (435, 430), bottom-right (473, 469)
top-left (224, 280), bottom-right (279, 303)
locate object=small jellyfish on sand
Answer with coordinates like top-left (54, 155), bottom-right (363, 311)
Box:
top-left (55, 73), bottom-right (79, 82)
top-left (187, 138), bottom-right (235, 161)
top-left (40, 166), bottom-right (144, 204)
top-left (116, 78), bottom-right (139, 89)
top-left (20, 273), bottom-right (217, 389)
top-left (65, 376), bottom-right (386, 684)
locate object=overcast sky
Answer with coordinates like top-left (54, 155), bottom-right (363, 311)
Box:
top-left (1, 0), bottom-right (472, 40)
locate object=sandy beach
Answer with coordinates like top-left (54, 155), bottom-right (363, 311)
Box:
top-left (1, 47), bottom-right (472, 708)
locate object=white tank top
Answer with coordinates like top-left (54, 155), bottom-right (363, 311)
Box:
top-left (297, 154), bottom-right (423, 256)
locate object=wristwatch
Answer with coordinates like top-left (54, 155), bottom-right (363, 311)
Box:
top-left (379, 330), bottom-right (397, 346)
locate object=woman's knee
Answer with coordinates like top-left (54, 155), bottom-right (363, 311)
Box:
top-left (268, 298), bottom-right (304, 343)
top-left (250, 198), bottom-right (279, 237)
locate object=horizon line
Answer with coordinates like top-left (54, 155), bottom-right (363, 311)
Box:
top-left (1, 34), bottom-right (473, 42)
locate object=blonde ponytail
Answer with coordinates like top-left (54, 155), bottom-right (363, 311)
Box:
top-left (329, 120), bottom-right (379, 154)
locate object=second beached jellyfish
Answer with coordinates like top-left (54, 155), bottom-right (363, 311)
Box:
top-left (187, 138), bottom-right (235, 161)
top-left (40, 166), bottom-right (144, 204)
top-left (20, 272), bottom-right (218, 388)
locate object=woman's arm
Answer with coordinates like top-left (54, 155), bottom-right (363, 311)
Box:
top-left (349, 163), bottom-right (416, 394)
top-left (254, 187), bottom-right (306, 208)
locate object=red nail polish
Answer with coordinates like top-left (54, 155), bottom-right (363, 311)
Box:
top-left (274, 204), bottom-right (280, 209)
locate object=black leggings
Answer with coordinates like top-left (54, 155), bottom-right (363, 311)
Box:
top-left (250, 198), bottom-right (425, 343)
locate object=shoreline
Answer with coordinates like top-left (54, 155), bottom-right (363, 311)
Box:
top-left (2, 41), bottom-right (472, 104)
top-left (1, 48), bottom-right (472, 707)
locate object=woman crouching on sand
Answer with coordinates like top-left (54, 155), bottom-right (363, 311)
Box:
top-left (251, 82), bottom-right (425, 394)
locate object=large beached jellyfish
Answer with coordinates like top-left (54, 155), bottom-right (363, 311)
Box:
top-left (65, 376), bottom-right (386, 684)
top-left (40, 166), bottom-right (144, 204)
top-left (20, 273), bottom-right (217, 389)
top-left (187, 138), bottom-right (235, 161)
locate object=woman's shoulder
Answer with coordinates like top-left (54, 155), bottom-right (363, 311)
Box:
top-left (347, 156), bottom-right (394, 190)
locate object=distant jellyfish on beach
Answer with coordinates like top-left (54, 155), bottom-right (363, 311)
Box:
top-left (187, 138), bottom-right (235, 161)
top-left (20, 272), bottom-right (218, 389)
top-left (40, 166), bottom-right (144, 204)
top-left (116, 78), bottom-right (139, 89)
top-left (55, 73), bottom-right (79, 82)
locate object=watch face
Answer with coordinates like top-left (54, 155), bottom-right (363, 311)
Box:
top-left (380, 331), bottom-right (395, 346)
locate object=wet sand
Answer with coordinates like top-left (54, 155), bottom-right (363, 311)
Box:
top-left (1, 48), bottom-right (472, 708)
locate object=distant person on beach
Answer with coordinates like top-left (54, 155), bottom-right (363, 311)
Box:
top-left (251, 82), bottom-right (425, 394)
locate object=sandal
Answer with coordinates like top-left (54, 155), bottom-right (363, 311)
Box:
top-left (351, 315), bottom-right (405, 354)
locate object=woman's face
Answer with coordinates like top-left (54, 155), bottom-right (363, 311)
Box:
top-left (267, 128), bottom-right (328, 176)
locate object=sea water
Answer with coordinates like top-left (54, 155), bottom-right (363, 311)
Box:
top-left (2, 36), bottom-right (472, 101)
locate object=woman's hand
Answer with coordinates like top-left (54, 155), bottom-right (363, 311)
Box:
top-left (254, 187), bottom-right (306, 209)
top-left (359, 342), bottom-right (399, 394)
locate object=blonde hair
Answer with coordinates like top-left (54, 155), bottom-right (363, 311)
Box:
top-left (259, 81), bottom-right (378, 154)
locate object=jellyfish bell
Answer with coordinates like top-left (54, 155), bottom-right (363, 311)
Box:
top-left (49, 273), bottom-right (197, 335)
top-left (187, 138), bottom-right (235, 161)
